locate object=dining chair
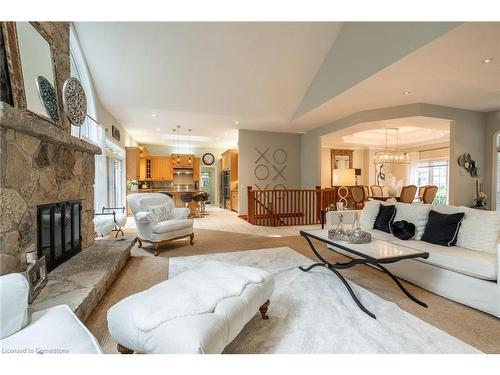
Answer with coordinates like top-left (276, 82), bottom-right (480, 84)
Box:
top-left (399, 185), bottom-right (418, 204)
top-left (370, 185), bottom-right (383, 197)
top-left (417, 186), bottom-right (427, 202)
top-left (350, 186), bottom-right (366, 209)
top-left (422, 185), bottom-right (439, 204)
top-left (362, 186), bottom-right (370, 201)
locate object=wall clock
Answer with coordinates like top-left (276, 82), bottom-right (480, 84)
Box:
top-left (202, 152), bottom-right (215, 165)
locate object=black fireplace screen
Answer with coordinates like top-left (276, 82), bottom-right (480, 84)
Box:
top-left (37, 200), bottom-right (81, 272)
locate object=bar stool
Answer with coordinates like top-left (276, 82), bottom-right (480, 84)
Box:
top-left (193, 193), bottom-right (205, 217)
top-left (180, 194), bottom-right (193, 214)
top-left (201, 192), bottom-right (209, 215)
top-left (159, 192), bottom-right (173, 199)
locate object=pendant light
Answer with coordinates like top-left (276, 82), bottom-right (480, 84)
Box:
top-left (176, 125), bottom-right (181, 164)
top-left (188, 129), bottom-right (192, 165)
top-left (374, 128), bottom-right (409, 164)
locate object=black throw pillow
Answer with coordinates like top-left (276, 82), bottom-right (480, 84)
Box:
top-left (391, 220), bottom-right (416, 240)
top-left (421, 210), bottom-right (465, 247)
top-left (373, 205), bottom-right (396, 233)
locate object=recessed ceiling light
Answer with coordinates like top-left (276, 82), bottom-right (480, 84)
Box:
top-left (403, 91), bottom-right (411, 95)
top-left (234, 121), bottom-right (239, 125)
top-left (152, 113), bottom-right (156, 118)
top-left (156, 127), bottom-right (160, 131)
top-left (483, 58), bottom-right (494, 64)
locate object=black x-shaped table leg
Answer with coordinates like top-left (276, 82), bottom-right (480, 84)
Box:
top-left (299, 233), bottom-right (427, 319)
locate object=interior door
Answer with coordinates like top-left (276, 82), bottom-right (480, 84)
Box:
top-left (201, 166), bottom-right (215, 204)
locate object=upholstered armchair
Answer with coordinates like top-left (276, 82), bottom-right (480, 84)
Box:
top-left (127, 193), bottom-right (194, 256)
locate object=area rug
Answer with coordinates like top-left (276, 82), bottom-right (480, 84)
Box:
top-left (169, 247), bottom-right (480, 354)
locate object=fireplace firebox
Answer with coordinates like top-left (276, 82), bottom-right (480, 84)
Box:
top-left (37, 200), bottom-right (82, 272)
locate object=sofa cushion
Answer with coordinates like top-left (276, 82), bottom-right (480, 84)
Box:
top-left (393, 202), bottom-right (431, 240)
top-left (359, 201), bottom-right (380, 229)
top-left (421, 210), bottom-right (465, 247)
top-left (455, 207), bottom-right (500, 254)
top-left (152, 219), bottom-right (193, 234)
top-left (390, 238), bottom-right (497, 281)
top-left (373, 205), bottom-right (395, 233)
top-left (391, 220), bottom-right (416, 240)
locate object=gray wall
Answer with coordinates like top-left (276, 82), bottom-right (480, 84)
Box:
top-left (485, 110), bottom-right (500, 210)
top-left (301, 103), bottom-right (489, 208)
top-left (238, 129), bottom-right (301, 214)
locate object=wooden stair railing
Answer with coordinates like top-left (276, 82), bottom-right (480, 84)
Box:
top-left (247, 186), bottom-right (338, 226)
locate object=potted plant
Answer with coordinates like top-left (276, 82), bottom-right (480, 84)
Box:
top-left (127, 180), bottom-right (139, 192)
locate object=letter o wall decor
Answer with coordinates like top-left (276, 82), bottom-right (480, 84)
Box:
top-left (254, 164), bottom-right (270, 180)
top-left (273, 148), bottom-right (287, 164)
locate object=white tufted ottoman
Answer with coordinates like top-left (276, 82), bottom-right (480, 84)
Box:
top-left (107, 261), bottom-right (275, 354)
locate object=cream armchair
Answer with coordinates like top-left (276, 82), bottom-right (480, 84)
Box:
top-left (127, 193), bottom-right (194, 256)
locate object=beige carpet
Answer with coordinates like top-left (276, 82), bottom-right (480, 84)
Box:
top-left (86, 224), bottom-right (500, 354)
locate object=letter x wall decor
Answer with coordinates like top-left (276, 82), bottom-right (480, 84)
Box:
top-left (253, 147), bottom-right (288, 189)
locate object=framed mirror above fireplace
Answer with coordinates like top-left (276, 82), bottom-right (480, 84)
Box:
top-left (37, 200), bottom-right (82, 272)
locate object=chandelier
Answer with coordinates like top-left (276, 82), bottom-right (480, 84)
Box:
top-left (374, 128), bottom-right (409, 164)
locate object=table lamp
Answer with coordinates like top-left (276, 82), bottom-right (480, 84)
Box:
top-left (332, 169), bottom-right (356, 208)
top-left (355, 168), bottom-right (362, 186)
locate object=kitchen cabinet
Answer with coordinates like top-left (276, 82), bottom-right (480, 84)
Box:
top-left (139, 157), bottom-right (152, 180)
top-left (153, 157), bottom-right (173, 181)
top-left (140, 157), bottom-right (173, 181)
top-left (221, 149), bottom-right (238, 188)
top-left (172, 154), bottom-right (195, 169)
top-left (126, 147), bottom-right (142, 180)
top-left (192, 157), bottom-right (200, 182)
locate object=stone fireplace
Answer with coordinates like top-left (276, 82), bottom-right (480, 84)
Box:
top-left (0, 22), bottom-right (100, 275)
top-left (0, 103), bottom-right (100, 274)
top-left (0, 22), bottom-right (134, 320)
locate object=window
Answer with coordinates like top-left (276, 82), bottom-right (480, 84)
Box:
top-left (418, 159), bottom-right (448, 205)
top-left (69, 26), bottom-right (97, 143)
top-left (105, 140), bottom-right (125, 209)
top-left (69, 25), bottom-right (107, 211)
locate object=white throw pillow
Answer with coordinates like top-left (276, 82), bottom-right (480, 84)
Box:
top-left (393, 202), bottom-right (432, 240)
top-left (359, 201), bottom-right (380, 229)
top-left (456, 207), bottom-right (500, 254)
top-left (147, 203), bottom-right (173, 223)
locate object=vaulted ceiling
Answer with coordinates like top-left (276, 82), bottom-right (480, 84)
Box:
top-left (74, 22), bottom-right (342, 148)
top-left (74, 22), bottom-right (500, 148)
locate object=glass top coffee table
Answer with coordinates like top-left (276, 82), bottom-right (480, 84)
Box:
top-left (300, 229), bottom-right (429, 319)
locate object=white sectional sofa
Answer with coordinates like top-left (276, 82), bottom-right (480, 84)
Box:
top-left (326, 202), bottom-right (500, 317)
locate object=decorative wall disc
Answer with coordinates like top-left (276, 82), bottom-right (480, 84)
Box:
top-left (36, 76), bottom-right (59, 122)
top-left (62, 78), bottom-right (87, 126)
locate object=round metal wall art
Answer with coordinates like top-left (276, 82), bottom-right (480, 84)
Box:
top-left (36, 76), bottom-right (59, 122)
top-left (62, 77), bottom-right (87, 126)
top-left (458, 153), bottom-right (480, 177)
